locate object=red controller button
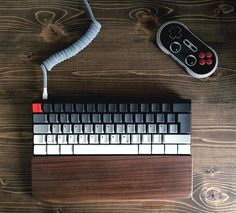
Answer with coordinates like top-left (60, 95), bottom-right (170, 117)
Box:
top-left (199, 59), bottom-right (205, 65)
top-left (199, 52), bottom-right (205, 58)
top-left (32, 103), bottom-right (43, 113)
top-left (206, 51), bottom-right (212, 58)
top-left (206, 58), bottom-right (213, 65)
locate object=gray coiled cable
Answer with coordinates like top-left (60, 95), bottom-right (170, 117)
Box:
top-left (41, 0), bottom-right (101, 99)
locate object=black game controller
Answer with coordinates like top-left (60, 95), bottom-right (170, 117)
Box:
top-left (156, 21), bottom-right (218, 78)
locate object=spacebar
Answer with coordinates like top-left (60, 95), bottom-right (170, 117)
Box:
top-left (74, 145), bottom-right (138, 155)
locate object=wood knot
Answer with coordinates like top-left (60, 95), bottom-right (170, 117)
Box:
top-left (205, 167), bottom-right (216, 176)
top-left (214, 4), bottom-right (234, 16)
top-left (20, 51), bottom-right (35, 63)
top-left (53, 208), bottom-right (63, 213)
top-left (0, 178), bottom-right (8, 189)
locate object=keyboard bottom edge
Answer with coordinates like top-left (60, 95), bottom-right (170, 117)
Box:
top-left (32, 156), bottom-right (192, 203)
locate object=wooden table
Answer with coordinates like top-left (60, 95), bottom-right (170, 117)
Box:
top-left (0, 0), bottom-right (236, 212)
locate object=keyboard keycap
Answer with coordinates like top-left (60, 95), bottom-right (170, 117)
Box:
top-left (114, 114), bottom-right (122, 123)
top-left (74, 124), bottom-right (83, 133)
top-left (151, 103), bottom-right (159, 112)
top-left (34, 145), bottom-right (46, 155)
top-left (178, 114), bottom-right (191, 133)
top-left (47, 135), bottom-right (57, 144)
top-left (110, 135), bottom-right (120, 144)
top-left (105, 124), bottom-right (114, 133)
top-left (68, 135), bottom-right (78, 144)
top-left (47, 145), bottom-right (60, 155)
top-left (146, 114), bottom-right (154, 123)
top-left (43, 104), bottom-right (52, 112)
top-left (131, 134), bottom-right (141, 144)
top-left (100, 135), bottom-right (109, 144)
top-left (139, 144), bottom-right (151, 154)
top-left (121, 134), bottom-right (130, 144)
top-left (141, 134), bottom-right (151, 144)
top-left (116, 124), bottom-right (125, 133)
top-left (98, 103), bottom-right (106, 112)
top-left (49, 114), bottom-right (59, 123)
top-left (65, 104), bottom-right (74, 112)
top-left (84, 124), bottom-right (93, 133)
top-left (178, 144), bottom-right (191, 154)
top-left (165, 145), bottom-right (177, 154)
top-left (87, 104), bottom-right (95, 112)
top-left (137, 124), bottom-right (146, 133)
top-left (60, 114), bottom-right (69, 123)
top-left (152, 134), bottom-right (162, 143)
top-left (71, 114), bottom-right (80, 123)
top-left (168, 124), bottom-right (178, 133)
top-left (52, 124), bottom-right (61, 133)
top-left (63, 124), bottom-right (72, 133)
top-left (130, 103), bottom-right (138, 112)
top-left (33, 114), bottom-right (48, 123)
top-left (82, 114), bottom-right (90, 123)
top-left (92, 114), bottom-right (101, 123)
top-left (173, 103), bottom-right (191, 112)
top-left (89, 135), bottom-right (99, 144)
top-left (76, 104), bottom-right (84, 112)
top-left (162, 103), bottom-right (170, 112)
top-left (108, 104), bottom-right (116, 112)
top-left (95, 124), bottom-right (104, 133)
top-left (78, 135), bottom-right (88, 144)
top-left (159, 124), bottom-right (167, 133)
top-left (135, 114), bottom-right (143, 123)
top-left (34, 124), bottom-right (51, 134)
top-left (141, 103), bottom-right (148, 112)
top-left (167, 114), bottom-right (175, 122)
top-left (57, 135), bottom-right (67, 144)
top-left (163, 134), bottom-right (191, 144)
top-left (103, 114), bottom-right (112, 123)
top-left (124, 114), bottom-right (133, 123)
top-left (54, 104), bottom-right (63, 112)
top-left (119, 104), bottom-right (127, 112)
top-left (127, 124), bottom-right (135, 133)
top-left (34, 135), bottom-right (46, 144)
top-left (147, 124), bottom-right (156, 133)
top-left (152, 144), bottom-right (164, 154)
top-left (60, 145), bottom-right (73, 155)
top-left (156, 114), bottom-right (165, 123)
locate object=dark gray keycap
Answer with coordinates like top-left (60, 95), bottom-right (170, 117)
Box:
top-left (108, 104), bottom-right (116, 112)
top-left (49, 114), bottom-right (59, 123)
top-left (124, 114), bottom-right (133, 123)
top-left (76, 104), bottom-right (84, 112)
top-left (146, 114), bottom-right (154, 123)
top-left (34, 124), bottom-right (51, 133)
top-left (151, 103), bottom-right (159, 112)
top-left (156, 114), bottom-right (165, 123)
top-left (173, 103), bottom-right (191, 112)
top-left (98, 103), bottom-right (106, 112)
top-left (87, 104), bottom-right (95, 112)
top-left (135, 114), bottom-right (143, 123)
top-left (167, 114), bottom-right (175, 122)
top-left (159, 124), bottom-right (167, 133)
top-left (168, 124), bottom-right (178, 133)
top-left (43, 104), bottom-right (52, 112)
top-left (60, 114), bottom-right (69, 123)
top-left (103, 114), bottom-right (112, 123)
top-left (130, 103), bottom-right (138, 112)
top-left (178, 114), bottom-right (191, 133)
top-left (54, 104), bottom-right (63, 112)
top-left (33, 114), bottom-right (48, 123)
top-left (119, 104), bottom-right (127, 112)
top-left (114, 114), bottom-right (122, 123)
top-left (71, 114), bottom-right (80, 123)
top-left (92, 114), bottom-right (101, 123)
top-left (65, 104), bottom-right (74, 112)
top-left (141, 103), bottom-right (149, 112)
top-left (147, 124), bottom-right (156, 133)
top-left (137, 124), bottom-right (146, 133)
top-left (162, 103), bottom-right (170, 112)
top-left (82, 114), bottom-right (90, 123)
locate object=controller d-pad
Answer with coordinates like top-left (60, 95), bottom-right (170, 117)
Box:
top-left (169, 26), bottom-right (182, 39)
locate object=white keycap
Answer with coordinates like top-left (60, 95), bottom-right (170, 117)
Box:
top-left (57, 135), bottom-right (67, 144)
top-left (100, 134), bottom-right (109, 144)
top-left (163, 134), bottom-right (191, 144)
top-left (34, 135), bottom-right (46, 144)
top-left (131, 134), bottom-right (141, 144)
top-left (34, 145), bottom-right (46, 155)
top-left (79, 135), bottom-right (88, 144)
top-left (178, 144), bottom-right (191, 154)
top-left (152, 144), bottom-right (164, 154)
top-left (139, 144), bottom-right (151, 154)
top-left (89, 135), bottom-right (99, 144)
top-left (68, 135), bottom-right (78, 144)
top-left (60, 145), bottom-right (73, 155)
top-left (47, 135), bottom-right (57, 144)
top-left (110, 135), bottom-right (120, 144)
top-left (165, 145), bottom-right (177, 154)
top-left (121, 134), bottom-right (130, 144)
top-left (152, 134), bottom-right (162, 143)
top-left (74, 145), bottom-right (138, 155)
top-left (141, 134), bottom-right (151, 144)
top-left (47, 145), bottom-right (60, 155)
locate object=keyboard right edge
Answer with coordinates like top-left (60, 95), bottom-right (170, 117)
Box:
top-left (32, 155), bottom-right (192, 202)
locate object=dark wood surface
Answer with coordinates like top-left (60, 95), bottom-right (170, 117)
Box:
top-left (0, 0), bottom-right (236, 212)
top-left (32, 156), bottom-right (192, 202)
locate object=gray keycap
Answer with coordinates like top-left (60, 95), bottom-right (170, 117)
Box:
top-left (168, 124), bottom-right (178, 133)
top-left (60, 114), bottom-right (69, 123)
top-left (137, 124), bottom-right (146, 133)
top-left (156, 114), bottom-right (165, 123)
top-left (173, 103), bottom-right (191, 112)
top-left (84, 124), bottom-right (93, 133)
top-left (167, 114), bottom-right (175, 122)
top-left (87, 104), bottom-right (95, 112)
top-left (47, 135), bottom-right (57, 144)
top-left (124, 114), bottom-right (133, 123)
top-left (105, 124), bottom-right (114, 133)
top-left (151, 103), bottom-right (159, 112)
top-left (98, 103), bottom-right (106, 112)
top-left (71, 114), bottom-right (80, 123)
top-left (178, 114), bottom-right (191, 133)
top-left (146, 114), bottom-right (154, 123)
top-left (162, 103), bottom-right (170, 112)
top-left (127, 124), bottom-right (135, 133)
top-left (116, 124), bottom-right (125, 133)
top-left (65, 104), bottom-right (74, 112)
top-left (95, 124), bottom-right (104, 133)
top-left (114, 114), bottom-right (122, 123)
top-left (34, 125), bottom-right (51, 133)
top-left (52, 124), bottom-right (61, 133)
top-left (108, 104), bottom-right (116, 112)
top-left (135, 114), bottom-right (143, 123)
top-left (159, 124), bottom-right (167, 133)
top-left (92, 114), bottom-right (101, 123)
top-left (74, 124), bottom-right (83, 133)
top-left (49, 114), bottom-right (59, 123)
top-left (63, 124), bottom-right (72, 133)
top-left (33, 114), bottom-right (48, 123)
top-left (82, 114), bottom-right (90, 123)
top-left (103, 114), bottom-right (112, 123)
top-left (141, 103), bottom-right (149, 112)
top-left (147, 124), bottom-right (156, 133)
top-left (54, 104), bottom-right (63, 112)
top-left (119, 104), bottom-right (127, 112)
top-left (130, 103), bottom-right (138, 112)
top-left (43, 104), bottom-right (52, 112)
top-left (76, 104), bottom-right (84, 112)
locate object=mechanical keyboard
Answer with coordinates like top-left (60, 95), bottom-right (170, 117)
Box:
top-left (32, 100), bottom-right (191, 155)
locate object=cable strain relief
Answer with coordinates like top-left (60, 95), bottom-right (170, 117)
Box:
top-left (42, 88), bottom-right (48, 100)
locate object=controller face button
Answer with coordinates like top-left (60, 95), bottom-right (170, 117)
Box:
top-left (206, 51), bottom-right (212, 58)
top-left (206, 58), bottom-right (213, 65)
top-left (170, 42), bottom-right (181, 53)
top-left (199, 59), bottom-right (206, 65)
top-left (185, 55), bottom-right (197, 67)
top-left (199, 52), bottom-right (205, 58)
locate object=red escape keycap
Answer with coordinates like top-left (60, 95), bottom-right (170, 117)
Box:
top-left (206, 51), bottom-right (212, 58)
top-left (206, 58), bottom-right (213, 65)
top-left (32, 103), bottom-right (43, 113)
top-left (199, 52), bottom-right (205, 58)
top-left (199, 59), bottom-right (205, 65)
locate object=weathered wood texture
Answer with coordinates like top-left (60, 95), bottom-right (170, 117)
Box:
top-left (0, 0), bottom-right (235, 212)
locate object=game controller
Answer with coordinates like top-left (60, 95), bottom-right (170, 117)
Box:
top-left (156, 21), bottom-right (218, 79)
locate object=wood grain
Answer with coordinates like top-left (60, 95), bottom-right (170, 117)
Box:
top-left (0, 0), bottom-right (236, 212)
